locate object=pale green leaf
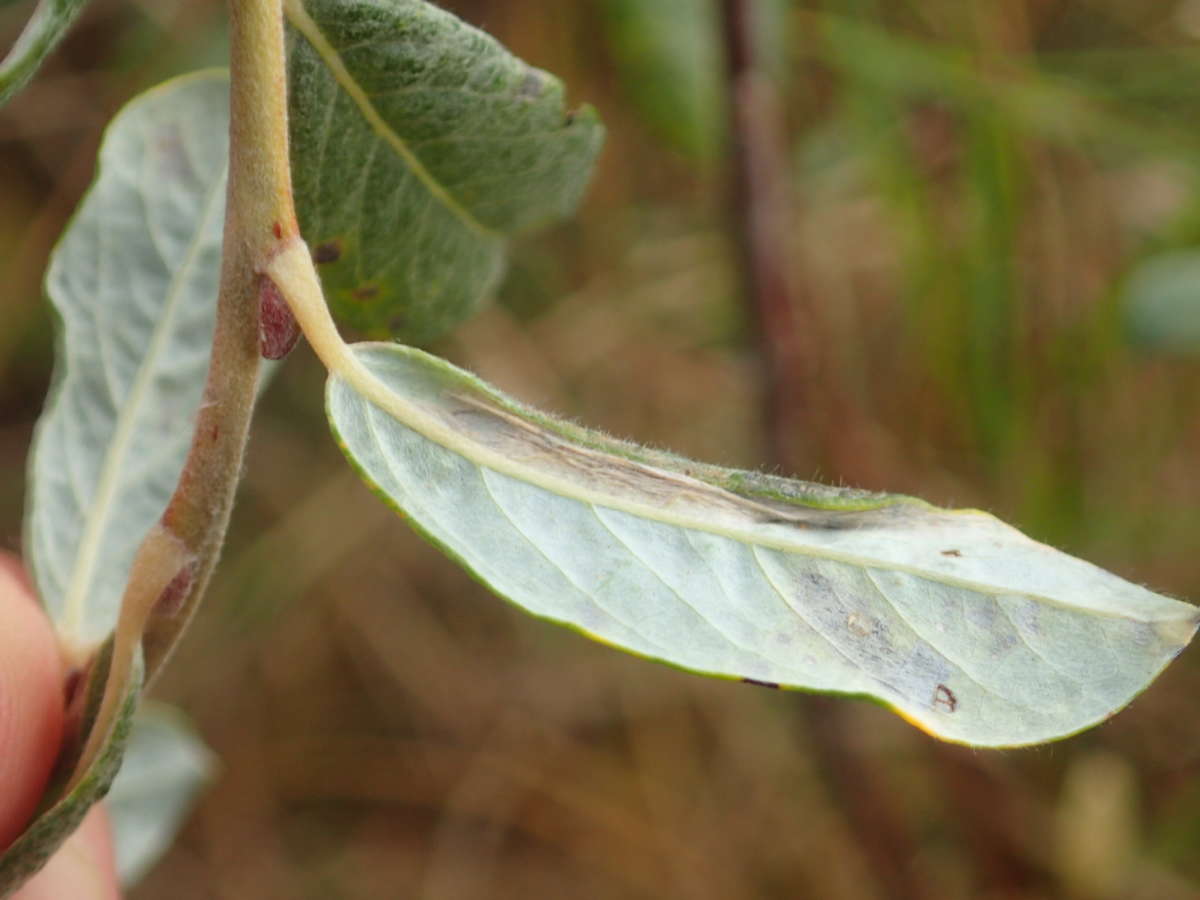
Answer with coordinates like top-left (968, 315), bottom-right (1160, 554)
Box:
top-left (284, 0), bottom-right (604, 343)
top-left (1123, 251), bottom-right (1200, 355)
top-left (24, 71), bottom-right (229, 651)
top-left (108, 704), bottom-right (215, 886)
top-left (0, 0), bottom-right (89, 107)
top-left (327, 343), bottom-right (1198, 748)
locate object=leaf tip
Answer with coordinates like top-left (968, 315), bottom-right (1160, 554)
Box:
top-left (1155, 603), bottom-right (1200, 651)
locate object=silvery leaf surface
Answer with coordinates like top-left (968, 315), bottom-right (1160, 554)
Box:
top-left (285, 0), bottom-right (604, 343)
top-left (108, 704), bottom-right (215, 887)
top-left (25, 71), bottom-right (229, 651)
top-left (327, 342), bottom-right (1199, 748)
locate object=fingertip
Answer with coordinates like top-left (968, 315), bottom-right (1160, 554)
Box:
top-left (0, 560), bottom-right (65, 850)
top-left (11, 807), bottom-right (121, 900)
top-left (0, 553), bottom-right (34, 598)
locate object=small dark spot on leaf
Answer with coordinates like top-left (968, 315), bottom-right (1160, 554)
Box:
top-left (517, 69), bottom-right (544, 100)
top-left (272, 221), bottom-right (283, 239)
top-left (388, 315), bottom-right (407, 333)
top-left (313, 240), bottom-right (342, 264)
top-left (742, 678), bottom-right (780, 690)
top-left (352, 284), bottom-right (380, 301)
top-left (209, 424), bottom-right (220, 444)
top-left (932, 683), bottom-right (958, 713)
top-left (941, 549), bottom-right (962, 557)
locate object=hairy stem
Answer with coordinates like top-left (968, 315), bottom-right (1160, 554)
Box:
top-left (66, 525), bottom-right (190, 792)
top-left (51, 0), bottom-right (300, 838)
top-left (139, 0), bottom-right (297, 677)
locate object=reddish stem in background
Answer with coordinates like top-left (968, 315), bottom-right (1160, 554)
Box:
top-left (718, 4), bottom-right (926, 900)
top-left (718, 0), bottom-right (814, 471)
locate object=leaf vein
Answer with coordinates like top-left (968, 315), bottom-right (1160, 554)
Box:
top-left (284, 0), bottom-right (497, 240)
top-left (475, 467), bottom-right (662, 650)
top-left (591, 507), bottom-right (778, 668)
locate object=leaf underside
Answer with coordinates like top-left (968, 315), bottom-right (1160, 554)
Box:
top-left (25, 72), bottom-right (229, 651)
top-left (0, 0), bottom-right (89, 108)
top-left (4, 72), bottom-right (229, 896)
top-left (107, 704), bottom-right (214, 887)
top-left (285, 0), bottom-right (604, 343)
top-left (328, 343), bottom-right (1199, 748)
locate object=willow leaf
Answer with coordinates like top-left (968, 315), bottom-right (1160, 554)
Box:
top-left (326, 343), bottom-right (1198, 748)
top-left (285, 0), bottom-right (603, 343)
top-left (25, 72), bottom-right (228, 652)
top-left (0, 0), bottom-right (89, 107)
top-left (108, 704), bottom-right (214, 887)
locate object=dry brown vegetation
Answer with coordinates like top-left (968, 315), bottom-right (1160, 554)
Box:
top-left (2, 0), bottom-right (1199, 897)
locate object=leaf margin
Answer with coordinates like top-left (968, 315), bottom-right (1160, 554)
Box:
top-left (323, 341), bottom-right (1200, 749)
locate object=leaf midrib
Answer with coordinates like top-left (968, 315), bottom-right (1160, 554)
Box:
top-left (284, 0), bottom-right (497, 239)
top-left (58, 157), bottom-right (228, 643)
top-left (332, 346), bottom-right (1189, 630)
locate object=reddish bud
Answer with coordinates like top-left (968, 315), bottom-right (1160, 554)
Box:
top-left (259, 276), bottom-right (302, 360)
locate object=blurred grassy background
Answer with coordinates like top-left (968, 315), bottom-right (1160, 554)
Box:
top-left (3, 0), bottom-right (1200, 897)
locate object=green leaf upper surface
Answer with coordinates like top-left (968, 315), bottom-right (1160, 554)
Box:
top-left (25, 72), bottom-right (229, 650)
top-left (285, 0), bottom-right (604, 343)
top-left (328, 343), bottom-right (1199, 748)
top-left (108, 704), bottom-right (214, 887)
top-left (0, 0), bottom-right (89, 108)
